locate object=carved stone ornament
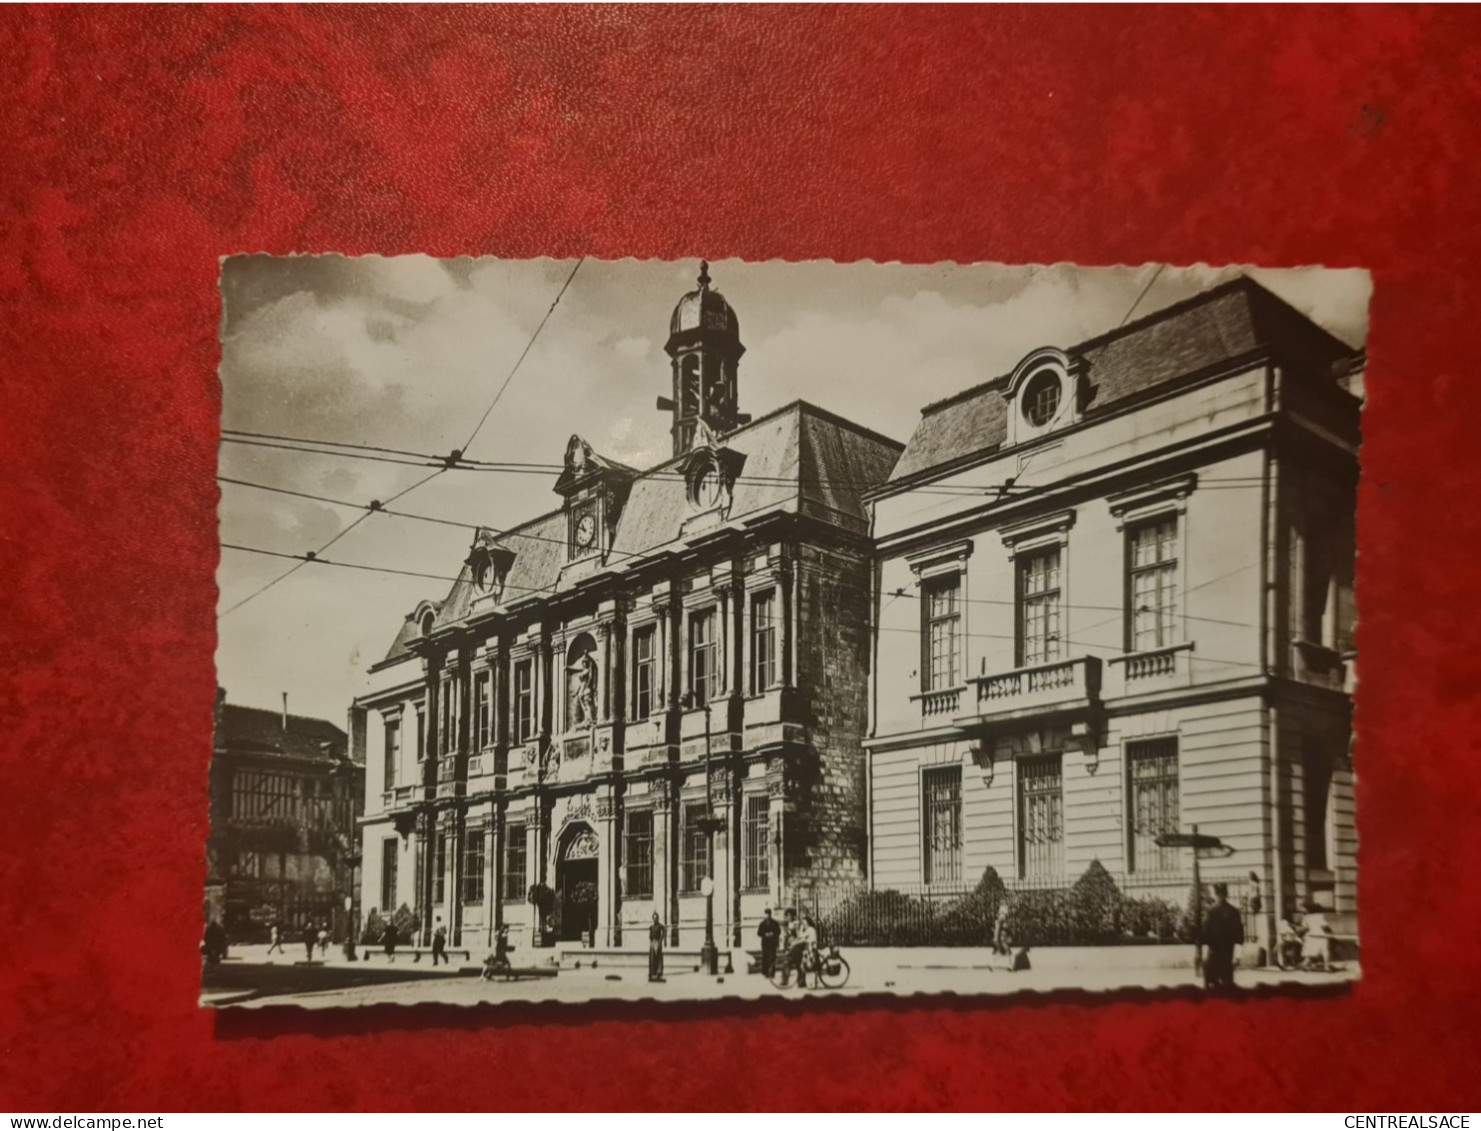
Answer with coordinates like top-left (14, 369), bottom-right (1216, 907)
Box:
top-left (596, 796), bottom-right (617, 820)
top-left (522, 743), bottom-right (539, 768)
top-left (563, 795), bottom-right (594, 827)
top-left (563, 828), bottom-right (600, 861)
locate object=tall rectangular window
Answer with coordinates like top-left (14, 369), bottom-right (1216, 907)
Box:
top-left (1129, 518), bottom-right (1179, 651)
top-left (503, 823), bottom-right (527, 901)
top-left (922, 766), bottom-right (962, 884)
top-left (383, 719), bottom-right (400, 792)
top-left (1018, 549), bottom-right (1063, 667)
top-left (624, 810), bottom-right (654, 898)
top-left (514, 661), bottom-right (534, 743)
top-left (744, 795), bottom-right (770, 890)
top-left (689, 610), bottom-right (718, 707)
top-left (1018, 754), bottom-right (1064, 878)
top-left (1129, 738), bottom-right (1180, 872)
top-left (416, 707), bottom-right (426, 762)
top-left (750, 590), bottom-right (778, 693)
top-left (1304, 744), bottom-right (1332, 872)
top-left (922, 575), bottom-right (961, 691)
top-left (632, 626), bottom-right (656, 721)
top-left (462, 830), bottom-right (486, 903)
top-left (474, 671), bottom-right (492, 749)
top-left (380, 838), bottom-right (398, 911)
top-left (437, 681), bottom-right (449, 756)
top-left (681, 802), bottom-right (712, 892)
top-left (432, 832), bottom-right (447, 904)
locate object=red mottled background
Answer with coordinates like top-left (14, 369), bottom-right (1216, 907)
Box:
top-left (2, 4), bottom-right (1480, 1112)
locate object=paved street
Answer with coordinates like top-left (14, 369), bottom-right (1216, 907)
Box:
top-left (205, 944), bottom-right (1358, 1010)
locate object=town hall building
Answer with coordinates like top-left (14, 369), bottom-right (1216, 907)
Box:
top-left (352, 264), bottom-right (903, 956)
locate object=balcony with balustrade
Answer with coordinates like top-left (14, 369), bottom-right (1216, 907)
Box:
top-left (957, 655), bottom-right (1103, 726)
top-left (1104, 641), bottom-right (1196, 699)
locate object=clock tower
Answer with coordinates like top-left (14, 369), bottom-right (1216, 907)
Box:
top-left (553, 434), bottom-right (635, 568)
top-left (660, 261), bottom-right (749, 457)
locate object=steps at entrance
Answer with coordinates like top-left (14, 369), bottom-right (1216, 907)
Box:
top-left (556, 945), bottom-right (756, 974)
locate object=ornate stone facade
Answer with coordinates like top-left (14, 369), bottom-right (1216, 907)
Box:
top-left (352, 265), bottom-right (903, 952)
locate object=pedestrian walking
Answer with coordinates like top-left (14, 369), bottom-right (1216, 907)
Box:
top-left (432, 918), bottom-right (448, 966)
top-left (266, 923), bottom-right (284, 956)
top-left (383, 921), bottom-right (398, 963)
top-left (757, 908), bottom-right (781, 978)
top-left (302, 922), bottom-right (317, 962)
top-left (317, 924), bottom-right (329, 958)
top-left (201, 920), bottom-right (227, 964)
top-left (1202, 882), bottom-right (1245, 990)
top-left (647, 912), bottom-right (665, 982)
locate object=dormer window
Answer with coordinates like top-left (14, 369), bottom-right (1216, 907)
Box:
top-left (1003, 347), bottom-right (1081, 445)
top-left (1023, 369), bottom-right (1062, 427)
top-left (466, 535), bottom-right (516, 602)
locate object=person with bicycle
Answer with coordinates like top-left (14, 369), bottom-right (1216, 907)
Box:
top-left (798, 914), bottom-right (820, 988)
top-left (778, 908), bottom-right (806, 989)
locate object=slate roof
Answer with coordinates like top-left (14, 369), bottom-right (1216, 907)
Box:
top-left (383, 401), bottom-right (902, 654)
top-left (215, 701), bottom-right (353, 764)
top-left (888, 276), bottom-right (1362, 485)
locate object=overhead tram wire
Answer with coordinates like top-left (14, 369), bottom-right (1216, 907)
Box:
top-left (218, 259), bottom-right (586, 620)
top-left (217, 433), bottom-right (1273, 499)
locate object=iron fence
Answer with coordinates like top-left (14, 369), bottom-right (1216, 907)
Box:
top-left (785, 869), bottom-right (1255, 948)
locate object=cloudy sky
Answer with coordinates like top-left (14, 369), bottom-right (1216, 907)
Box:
top-left (217, 257), bottom-right (1370, 725)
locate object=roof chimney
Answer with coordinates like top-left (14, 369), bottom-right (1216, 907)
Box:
top-left (281, 692), bottom-right (288, 732)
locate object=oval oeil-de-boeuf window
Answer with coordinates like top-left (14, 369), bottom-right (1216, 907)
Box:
top-left (1023, 369), bottom-right (1062, 427)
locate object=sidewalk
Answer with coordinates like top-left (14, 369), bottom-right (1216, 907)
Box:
top-left (210, 943), bottom-right (1357, 1010)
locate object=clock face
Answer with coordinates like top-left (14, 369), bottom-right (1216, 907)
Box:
top-left (575, 513), bottom-right (596, 549)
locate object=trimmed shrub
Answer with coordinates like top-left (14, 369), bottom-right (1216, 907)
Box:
top-left (1070, 859), bottom-right (1123, 943)
top-left (360, 907), bottom-right (385, 946)
top-left (390, 903), bottom-right (419, 944)
top-left (938, 866), bottom-right (1008, 945)
top-left (1120, 896), bottom-right (1183, 941)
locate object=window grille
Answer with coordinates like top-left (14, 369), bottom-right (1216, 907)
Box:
top-left (502, 824), bottom-right (526, 901)
top-left (744, 795), bottom-right (770, 890)
top-left (1018, 754), bottom-right (1064, 878)
top-left (1129, 738), bottom-right (1180, 872)
top-left (624, 810), bottom-right (654, 898)
top-left (923, 766), bottom-right (963, 884)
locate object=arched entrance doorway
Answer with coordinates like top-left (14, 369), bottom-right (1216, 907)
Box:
top-left (555, 822), bottom-right (600, 944)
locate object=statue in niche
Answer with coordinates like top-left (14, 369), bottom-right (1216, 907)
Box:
top-left (567, 639), bottom-right (598, 729)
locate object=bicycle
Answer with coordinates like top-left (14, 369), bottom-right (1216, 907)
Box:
top-left (769, 944), bottom-right (851, 990)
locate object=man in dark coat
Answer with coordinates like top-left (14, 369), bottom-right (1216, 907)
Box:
top-left (757, 908), bottom-right (781, 978)
top-left (1202, 882), bottom-right (1245, 990)
top-left (302, 922), bottom-right (318, 962)
top-left (647, 913), bottom-right (665, 982)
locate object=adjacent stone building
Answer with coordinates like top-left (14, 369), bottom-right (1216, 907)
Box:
top-left (864, 277), bottom-right (1362, 943)
top-left (352, 265), bottom-right (903, 953)
top-left (207, 689), bottom-right (364, 942)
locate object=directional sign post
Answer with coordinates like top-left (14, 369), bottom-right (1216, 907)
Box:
top-left (1155, 824), bottom-right (1231, 979)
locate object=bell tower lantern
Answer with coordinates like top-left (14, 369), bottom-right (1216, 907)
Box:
top-left (658, 261), bottom-right (749, 456)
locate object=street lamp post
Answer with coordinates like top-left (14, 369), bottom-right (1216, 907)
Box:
top-left (1155, 824), bottom-right (1234, 978)
top-left (684, 691), bottom-right (723, 976)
